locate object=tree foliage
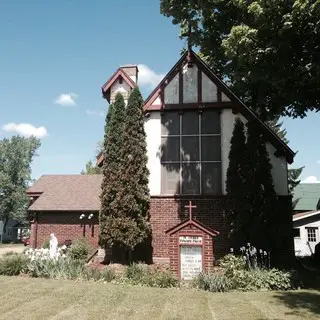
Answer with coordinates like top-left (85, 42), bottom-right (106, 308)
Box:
top-left (116, 87), bottom-right (151, 251)
top-left (99, 89), bottom-right (150, 261)
top-left (0, 136), bottom-right (40, 226)
top-left (99, 95), bottom-right (126, 248)
top-left (267, 117), bottom-right (304, 194)
top-left (80, 160), bottom-right (101, 175)
top-left (161, 0), bottom-right (320, 119)
top-left (226, 118), bottom-right (249, 245)
top-left (226, 119), bottom-right (277, 249)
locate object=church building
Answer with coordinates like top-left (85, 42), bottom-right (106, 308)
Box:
top-left (27, 50), bottom-right (295, 279)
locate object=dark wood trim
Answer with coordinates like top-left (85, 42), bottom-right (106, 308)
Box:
top-left (198, 66), bottom-right (202, 104)
top-left (144, 52), bottom-right (188, 110)
top-left (145, 102), bottom-right (234, 111)
top-left (179, 68), bottom-right (183, 104)
top-left (217, 88), bottom-right (222, 102)
top-left (166, 218), bottom-right (219, 237)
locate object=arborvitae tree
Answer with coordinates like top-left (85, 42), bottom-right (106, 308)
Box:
top-left (246, 120), bottom-right (276, 249)
top-left (267, 117), bottom-right (304, 195)
top-left (99, 95), bottom-right (125, 248)
top-left (112, 87), bottom-right (151, 261)
top-left (226, 117), bottom-right (249, 245)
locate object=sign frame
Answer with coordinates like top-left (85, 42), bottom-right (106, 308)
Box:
top-left (178, 232), bottom-right (205, 280)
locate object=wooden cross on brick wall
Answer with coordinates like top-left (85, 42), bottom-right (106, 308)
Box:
top-left (185, 201), bottom-right (197, 220)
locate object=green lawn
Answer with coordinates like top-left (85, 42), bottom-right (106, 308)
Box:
top-left (0, 276), bottom-right (319, 320)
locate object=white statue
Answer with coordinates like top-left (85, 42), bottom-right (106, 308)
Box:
top-left (49, 233), bottom-right (58, 259)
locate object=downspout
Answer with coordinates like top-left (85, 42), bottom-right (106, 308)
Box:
top-left (34, 212), bottom-right (39, 248)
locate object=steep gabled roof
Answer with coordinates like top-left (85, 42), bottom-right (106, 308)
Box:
top-left (101, 68), bottom-right (136, 102)
top-left (27, 175), bottom-right (102, 211)
top-left (144, 50), bottom-right (295, 164)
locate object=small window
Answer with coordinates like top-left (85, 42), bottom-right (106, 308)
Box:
top-left (306, 227), bottom-right (317, 242)
top-left (293, 228), bottom-right (300, 238)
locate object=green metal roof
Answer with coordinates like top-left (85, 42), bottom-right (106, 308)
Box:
top-left (293, 183), bottom-right (320, 211)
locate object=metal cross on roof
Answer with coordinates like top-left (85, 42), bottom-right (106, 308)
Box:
top-left (185, 201), bottom-right (197, 220)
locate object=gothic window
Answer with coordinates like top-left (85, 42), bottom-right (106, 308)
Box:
top-left (161, 110), bottom-right (221, 195)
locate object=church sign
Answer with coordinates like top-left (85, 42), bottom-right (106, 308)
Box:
top-left (166, 201), bottom-right (219, 280)
top-left (179, 235), bottom-right (202, 245)
top-left (180, 240), bottom-right (203, 280)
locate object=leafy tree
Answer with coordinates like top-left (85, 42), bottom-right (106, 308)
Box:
top-left (99, 94), bottom-right (126, 251)
top-left (161, 0), bottom-right (320, 119)
top-left (115, 87), bottom-right (151, 259)
top-left (0, 136), bottom-right (41, 228)
top-left (226, 117), bottom-right (249, 245)
top-left (267, 117), bottom-right (304, 194)
top-left (80, 160), bottom-right (101, 175)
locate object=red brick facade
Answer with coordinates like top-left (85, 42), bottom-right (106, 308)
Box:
top-left (30, 212), bottom-right (99, 248)
top-left (167, 224), bottom-right (218, 279)
top-left (30, 196), bottom-right (231, 270)
top-left (149, 196), bottom-right (231, 266)
top-left (30, 195), bottom-right (293, 271)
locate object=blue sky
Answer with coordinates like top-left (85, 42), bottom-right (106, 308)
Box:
top-left (0, 1), bottom-right (319, 183)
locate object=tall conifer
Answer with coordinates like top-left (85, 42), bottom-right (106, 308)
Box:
top-left (114, 87), bottom-right (151, 259)
top-left (99, 94), bottom-right (125, 248)
top-left (226, 117), bottom-right (248, 245)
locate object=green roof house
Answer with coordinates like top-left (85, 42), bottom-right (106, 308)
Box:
top-left (293, 184), bottom-right (320, 213)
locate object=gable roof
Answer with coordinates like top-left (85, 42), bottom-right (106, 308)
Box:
top-left (27, 175), bottom-right (102, 211)
top-left (293, 210), bottom-right (320, 222)
top-left (166, 218), bottom-right (219, 237)
top-left (144, 50), bottom-right (295, 164)
top-left (101, 68), bottom-right (136, 102)
top-left (293, 183), bottom-right (320, 211)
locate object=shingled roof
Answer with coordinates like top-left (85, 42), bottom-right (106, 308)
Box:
top-left (27, 175), bottom-right (102, 211)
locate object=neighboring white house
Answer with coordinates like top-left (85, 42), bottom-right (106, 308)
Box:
top-left (293, 210), bottom-right (320, 256)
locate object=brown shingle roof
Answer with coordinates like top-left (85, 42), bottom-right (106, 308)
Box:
top-left (293, 210), bottom-right (320, 221)
top-left (27, 175), bottom-right (102, 211)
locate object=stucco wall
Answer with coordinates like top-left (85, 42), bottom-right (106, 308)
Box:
top-left (110, 79), bottom-right (131, 104)
top-left (145, 109), bottom-right (288, 196)
top-left (293, 215), bottom-right (320, 256)
top-left (220, 109), bottom-right (288, 196)
top-left (145, 112), bottom-right (161, 195)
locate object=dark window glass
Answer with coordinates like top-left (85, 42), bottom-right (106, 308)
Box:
top-left (181, 136), bottom-right (199, 161)
top-left (293, 228), bottom-right (300, 237)
top-left (161, 163), bottom-right (180, 194)
top-left (182, 112), bottom-right (199, 135)
top-left (201, 163), bottom-right (221, 195)
top-left (201, 111), bottom-right (220, 134)
top-left (161, 137), bottom-right (180, 162)
top-left (182, 163), bottom-right (200, 195)
top-left (161, 112), bottom-right (180, 135)
top-left (201, 136), bottom-right (221, 161)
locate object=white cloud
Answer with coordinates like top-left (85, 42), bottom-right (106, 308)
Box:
top-left (137, 64), bottom-right (164, 88)
top-left (86, 109), bottom-right (105, 117)
top-left (54, 93), bottom-right (78, 106)
top-left (2, 123), bottom-right (48, 138)
top-left (302, 176), bottom-right (320, 183)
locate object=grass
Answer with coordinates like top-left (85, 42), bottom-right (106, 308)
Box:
top-left (0, 276), bottom-right (319, 319)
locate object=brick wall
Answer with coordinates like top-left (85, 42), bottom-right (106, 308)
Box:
top-left (29, 195), bottom-right (293, 268)
top-left (168, 225), bottom-right (216, 278)
top-left (150, 196), bottom-right (231, 265)
top-left (30, 211), bottom-right (99, 248)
